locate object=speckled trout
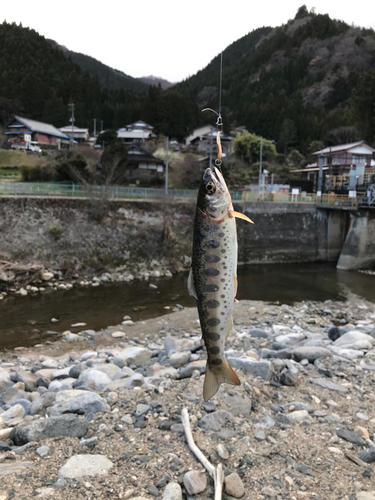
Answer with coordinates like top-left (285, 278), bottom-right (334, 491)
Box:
top-left (188, 166), bottom-right (253, 401)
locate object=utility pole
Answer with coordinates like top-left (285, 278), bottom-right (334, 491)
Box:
top-left (68, 103), bottom-right (75, 150)
top-left (258, 137), bottom-right (263, 194)
top-left (100, 120), bottom-right (104, 133)
top-left (317, 155), bottom-right (324, 195)
top-left (165, 136), bottom-right (169, 196)
top-left (93, 118), bottom-right (97, 137)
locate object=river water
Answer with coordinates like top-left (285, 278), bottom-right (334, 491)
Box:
top-left (0, 263), bottom-right (374, 350)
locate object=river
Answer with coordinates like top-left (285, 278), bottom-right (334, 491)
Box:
top-left (0, 263), bottom-right (374, 350)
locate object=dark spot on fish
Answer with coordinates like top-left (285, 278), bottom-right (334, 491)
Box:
top-left (210, 225), bottom-right (220, 232)
top-left (205, 255), bottom-right (221, 264)
top-left (207, 318), bottom-right (220, 326)
top-left (220, 294), bottom-right (225, 298)
top-left (205, 284), bottom-right (219, 292)
top-left (209, 346), bottom-right (220, 355)
top-left (223, 266), bottom-right (227, 269)
top-left (221, 279), bottom-right (225, 283)
top-left (195, 230), bottom-right (205, 244)
top-left (218, 232), bottom-right (225, 237)
top-left (206, 332), bottom-right (220, 341)
top-left (206, 240), bottom-right (220, 249)
top-left (204, 268), bottom-right (220, 277)
top-left (211, 359), bottom-right (223, 366)
top-left (221, 249), bottom-right (226, 253)
top-left (221, 312), bottom-right (225, 316)
top-left (206, 300), bottom-right (220, 308)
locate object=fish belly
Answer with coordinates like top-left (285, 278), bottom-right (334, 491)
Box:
top-left (192, 212), bottom-right (240, 400)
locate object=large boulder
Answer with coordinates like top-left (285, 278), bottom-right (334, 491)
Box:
top-left (113, 347), bottom-right (152, 368)
top-left (48, 390), bottom-right (109, 415)
top-left (10, 415), bottom-right (88, 445)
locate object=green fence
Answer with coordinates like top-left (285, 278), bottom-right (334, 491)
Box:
top-left (0, 182), bottom-right (244, 201)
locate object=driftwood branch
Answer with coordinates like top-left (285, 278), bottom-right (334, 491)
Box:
top-left (181, 407), bottom-right (224, 500)
top-left (0, 259), bottom-right (44, 289)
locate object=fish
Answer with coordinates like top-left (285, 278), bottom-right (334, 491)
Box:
top-left (188, 166), bottom-right (253, 401)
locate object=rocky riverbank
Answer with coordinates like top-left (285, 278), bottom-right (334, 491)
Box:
top-left (1, 297), bottom-right (375, 500)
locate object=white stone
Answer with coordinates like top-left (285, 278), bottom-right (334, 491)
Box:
top-left (287, 410), bottom-right (311, 423)
top-left (114, 347), bottom-right (152, 367)
top-left (41, 272), bottom-right (54, 281)
top-left (58, 454), bottom-right (113, 479)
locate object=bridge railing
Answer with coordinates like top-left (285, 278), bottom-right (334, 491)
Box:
top-left (241, 191), bottom-right (358, 207)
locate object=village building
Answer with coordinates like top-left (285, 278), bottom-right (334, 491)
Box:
top-left (294, 141), bottom-right (375, 193)
top-left (59, 125), bottom-right (90, 143)
top-left (5, 116), bottom-right (70, 150)
top-left (117, 120), bottom-right (156, 145)
top-left (125, 144), bottom-right (164, 185)
top-left (186, 125), bottom-right (234, 156)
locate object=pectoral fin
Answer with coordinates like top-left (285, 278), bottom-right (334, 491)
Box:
top-left (225, 315), bottom-right (233, 341)
top-left (229, 210), bottom-right (254, 224)
top-left (187, 268), bottom-right (198, 300)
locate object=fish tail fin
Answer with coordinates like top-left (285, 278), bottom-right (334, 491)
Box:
top-left (203, 359), bottom-right (241, 401)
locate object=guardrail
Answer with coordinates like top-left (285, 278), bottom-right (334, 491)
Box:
top-left (241, 191), bottom-right (358, 207)
top-left (0, 182), bottom-right (244, 202)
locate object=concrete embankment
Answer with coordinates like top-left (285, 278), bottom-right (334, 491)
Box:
top-left (0, 197), bottom-right (372, 273)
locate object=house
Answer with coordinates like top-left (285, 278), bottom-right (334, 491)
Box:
top-left (125, 144), bottom-right (164, 184)
top-left (6, 116), bottom-right (70, 150)
top-left (117, 120), bottom-right (156, 145)
top-left (294, 141), bottom-right (375, 193)
top-left (187, 125), bottom-right (234, 156)
top-left (59, 125), bottom-right (90, 143)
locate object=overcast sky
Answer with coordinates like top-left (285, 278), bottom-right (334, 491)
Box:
top-left (2, 1), bottom-right (374, 83)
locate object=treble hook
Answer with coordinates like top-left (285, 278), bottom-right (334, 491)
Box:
top-left (202, 108), bottom-right (223, 171)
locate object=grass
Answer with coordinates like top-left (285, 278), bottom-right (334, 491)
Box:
top-left (0, 149), bottom-right (45, 181)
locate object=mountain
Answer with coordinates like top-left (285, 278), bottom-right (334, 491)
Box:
top-left (177, 6), bottom-right (375, 149)
top-left (48, 40), bottom-right (150, 93)
top-left (139, 76), bottom-right (174, 89)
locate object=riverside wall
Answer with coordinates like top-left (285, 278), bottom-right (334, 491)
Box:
top-left (0, 197), bottom-right (370, 273)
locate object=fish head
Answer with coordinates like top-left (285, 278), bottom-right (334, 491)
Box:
top-left (197, 167), bottom-right (232, 219)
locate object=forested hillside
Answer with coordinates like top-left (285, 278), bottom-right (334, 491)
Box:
top-left (48, 40), bottom-right (150, 93)
top-left (177, 6), bottom-right (375, 150)
top-left (1, 8), bottom-right (375, 149)
top-left (0, 22), bottom-right (199, 139)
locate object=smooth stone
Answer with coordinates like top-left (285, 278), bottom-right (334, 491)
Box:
top-left (135, 404), bottom-right (150, 417)
top-left (336, 427), bottom-right (366, 446)
top-left (75, 370), bottom-right (111, 392)
top-left (51, 367), bottom-right (71, 380)
top-left (226, 357), bottom-right (272, 380)
top-left (249, 328), bottom-right (269, 338)
top-left (358, 448), bottom-right (375, 463)
top-left (123, 373), bottom-right (145, 388)
top-left (169, 351), bottom-right (191, 368)
top-left (179, 360), bottom-right (206, 378)
top-left (254, 431), bottom-right (266, 441)
top-left (331, 348), bottom-right (365, 359)
top-left (91, 363), bottom-right (121, 379)
top-left (356, 493), bottom-right (375, 500)
top-left (36, 445), bottom-right (50, 458)
top-left (48, 379), bottom-right (75, 392)
top-left (310, 378), bottom-right (348, 393)
top-left (198, 410), bottom-right (233, 431)
top-left (58, 454), bottom-right (114, 479)
top-left (224, 472), bottom-right (245, 498)
top-left (293, 346), bottom-right (331, 362)
top-left (334, 331), bottom-right (375, 349)
top-left (183, 470), bottom-right (207, 495)
top-left (112, 331), bottom-right (126, 338)
top-left (48, 390), bottom-right (109, 415)
top-left (287, 410), bottom-right (311, 423)
top-left (81, 351), bottom-right (98, 361)
top-left (0, 404), bottom-right (25, 425)
top-left (162, 482), bottom-right (182, 500)
top-left (164, 337), bottom-right (196, 355)
top-left (0, 461), bottom-right (35, 477)
top-left (114, 347), bottom-right (152, 368)
top-left (216, 443), bottom-right (229, 459)
top-left (10, 415), bottom-right (88, 445)
top-left (29, 392), bottom-right (56, 415)
top-left (274, 332), bottom-right (305, 345)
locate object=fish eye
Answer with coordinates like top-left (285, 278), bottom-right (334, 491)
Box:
top-left (205, 181), bottom-right (216, 194)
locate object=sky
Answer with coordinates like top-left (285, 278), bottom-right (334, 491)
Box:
top-left (1, 0), bottom-right (374, 83)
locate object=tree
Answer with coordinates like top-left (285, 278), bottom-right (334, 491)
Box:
top-left (96, 129), bottom-right (118, 147)
top-left (326, 126), bottom-right (359, 146)
top-left (233, 131), bottom-right (276, 164)
top-left (100, 140), bottom-right (128, 184)
top-left (278, 118), bottom-right (297, 154)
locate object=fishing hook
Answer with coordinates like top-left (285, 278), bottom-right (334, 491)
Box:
top-left (202, 108), bottom-right (223, 172)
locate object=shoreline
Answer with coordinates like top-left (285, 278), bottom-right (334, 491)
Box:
top-left (0, 298), bottom-right (375, 498)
